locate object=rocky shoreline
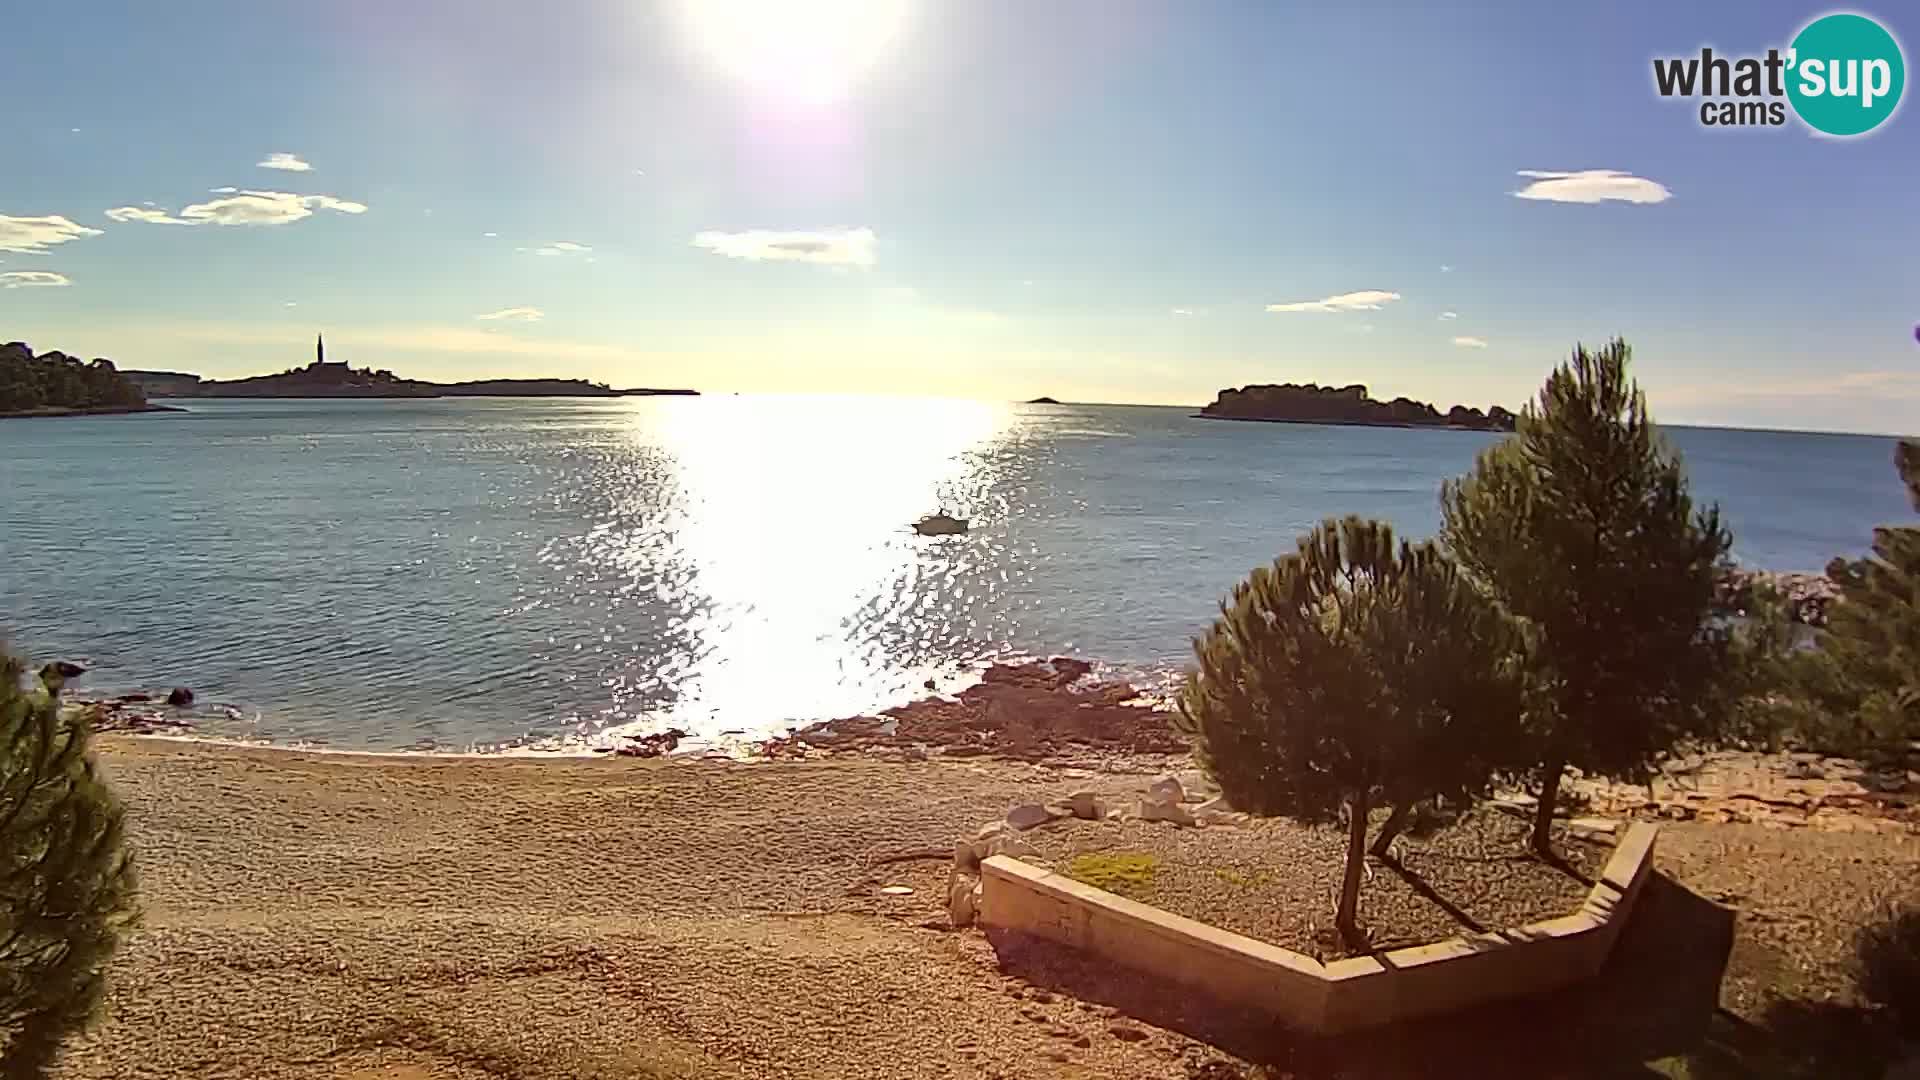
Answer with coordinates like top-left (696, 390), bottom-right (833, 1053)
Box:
top-left (1717, 567), bottom-right (1842, 626)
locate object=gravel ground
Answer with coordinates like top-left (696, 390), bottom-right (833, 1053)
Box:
top-left (46, 739), bottom-right (1920, 1079)
top-left (1020, 809), bottom-right (1608, 959)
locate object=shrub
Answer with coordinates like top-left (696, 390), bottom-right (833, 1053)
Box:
top-left (1176, 516), bottom-right (1522, 939)
top-left (0, 654), bottom-right (139, 1077)
top-left (1441, 340), bottom-right (1734, 853)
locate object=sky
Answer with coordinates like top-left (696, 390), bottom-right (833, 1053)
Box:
top-left (2, 1), bottom-right (1916, 434)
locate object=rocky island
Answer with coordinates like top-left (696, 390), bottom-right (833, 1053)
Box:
top-left (1199, 382), bottom-right (1517, 431)
top-left (122, 334), bottom-right (700, 400)
top-left (1, 341), bottom-right (180, 418)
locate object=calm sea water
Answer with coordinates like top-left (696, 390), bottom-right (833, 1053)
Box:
top-left (0, 398), bottom-right (1909, 751)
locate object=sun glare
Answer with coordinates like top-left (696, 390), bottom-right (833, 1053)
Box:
top-left (674, 0), bottom-right (909, 105)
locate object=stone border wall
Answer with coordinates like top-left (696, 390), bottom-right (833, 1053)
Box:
top-left (978, 822), bottom-right (1657, 1035)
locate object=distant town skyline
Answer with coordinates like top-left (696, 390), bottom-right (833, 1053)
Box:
top-left (2, 1), bottom-right (1916, 435)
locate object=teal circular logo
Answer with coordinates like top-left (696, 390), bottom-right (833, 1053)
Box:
top-left (1787, 13), bottom-right (1906, 136)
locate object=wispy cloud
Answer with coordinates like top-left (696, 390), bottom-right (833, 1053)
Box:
top-left (106, 191), bottom-right (368, 227)
top-left (476, 306), bottom-right (545, 322)
top-left (104, 207), bottom-right (186, 225)
top-left (1439, 311), bottom-right (1459, 321)
top-left (209, 187), bottom-right (238, 194)
top-left (1452, 336), bottom-right (1489, 348)
top-left (0, 214), bottom-right (102, 254)
top-left (1439, 264), bottom-right (1453, 273)
top-left (1, 270), bottom-right (71, 288)
top-left (1171, 308), bottom-right (1195, 316)
top-left (1513, 169), bottom-right (1671, 205)
top-left (1266, 289), bottom-right (1401, 314)
top-left (257, 152), bottom-right (313, 172)
top-left (692, 228), bottom-right (877, 267)
top-left (521, 241), bottom-right (591, 257)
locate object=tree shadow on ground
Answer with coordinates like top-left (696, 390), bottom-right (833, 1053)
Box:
top-left (1659, 1000), bottom-right (1903, 1080)
top-left (991, 871), bottom-right (1739, 1078)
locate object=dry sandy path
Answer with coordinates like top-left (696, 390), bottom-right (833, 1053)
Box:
top-left (53, 739), bottom-right (1920, 1079)
top-left (58, 740), bottom-right (1209, 1080)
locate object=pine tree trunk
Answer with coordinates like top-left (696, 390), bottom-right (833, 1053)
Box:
top-left (1369, 802), bottom-right (1410, 859)
top-left (1337, 791), bottom-right (1370, 937)
top-left (1532, 756), bottom-right (1566, 855)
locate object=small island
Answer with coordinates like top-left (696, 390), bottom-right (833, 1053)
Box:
top-left (122, 334), bottom-right (700, 400)
top-left (1198, 382), bottom-right (1516, 432)
top-left (1025, 396), bottom-right (1062, 405)
top-left (1, 341), bottom-right (180, 418)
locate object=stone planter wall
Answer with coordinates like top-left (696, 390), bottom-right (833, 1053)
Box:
top-left (979, 822), bottom-right (1658, 1035)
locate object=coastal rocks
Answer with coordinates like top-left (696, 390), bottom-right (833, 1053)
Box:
top-left (956, 823), bottom-right (1038, 872)
top-left (1717, 568), bottom-right (1841, 627)
top-left (80, 699), bottom-right (196, 737)
top-left (1063, 791), bottom-right (1106, 820)
top-left (166, 687), bottom-right (195, 707)
top-left (615, 728), bottom-right (687, 758)
top-left (1006, 803), bottom-right (1058, 830)
top-left (949, 868), bottom-right (983, 927)
top-left (1567, 817), bottom-right (1619, 839)
top-left (1139, 799), bottom-right (1198, 827)
top-left (756, 657), bottom-right (1187, 763)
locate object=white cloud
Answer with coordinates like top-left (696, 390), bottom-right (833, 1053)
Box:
top-left (692, 227), bottom-right (876, 267)
top-left (105, 206), bottom-right (189, 225)
top-left (1171, 308), bottom-right (1195, 316)
top-left (1439, 264), bottom-right (1453, 273)
top-left (0, 214), bottom-right (102, 254)
top-left (209, 187), bottom-right (238, 194)
top-left (1439, 311), bottom-right (1459, 321)
top-left (482, 231), bottom-right (498, 238)
top-left (1513, 169), bottom-right (1671, 205)
top-left (476, 306), bottom-right (545, 322)
top-left (107, 191), bottom-right (368, 228)
top-left (525, 240), bottom-right (591, 256)
top-left (1452, 336), bottom-right (1489, 348)
top-left (257, 152), bottom-right (313, 172)
top-left (1266, 289), bottom-right (1401, 314)
top-left (1, 270), bottom-right (71, 289)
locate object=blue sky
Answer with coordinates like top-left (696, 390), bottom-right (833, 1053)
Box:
top-left (3, 1), bottom-right (1915, 433)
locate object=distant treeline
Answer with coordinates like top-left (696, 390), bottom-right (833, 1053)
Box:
top-left (0, 341), bottom-right (148, 413)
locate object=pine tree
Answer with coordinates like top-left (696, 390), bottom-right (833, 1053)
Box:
top-left (1798, 441), bottom-right (1920, 753)
top-left (1440, 339), bottom-right (1734, 853)
top-left (0, 655), bottom-right (138, 1078)
top-left (1176, 517), bottom-right (1523, 941)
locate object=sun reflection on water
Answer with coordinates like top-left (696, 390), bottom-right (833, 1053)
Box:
top-left (598, 394), bottom-right (1014, 741)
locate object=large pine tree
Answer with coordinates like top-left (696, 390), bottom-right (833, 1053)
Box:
top-left (1177, 516), bottom-right (1522, 941)
top-left (1806, 441), bottom-right (1920, 752)
top-left (0, 655), bottom-right (138, 1078)
top-left (1440, 339), bottom-right (1733, 852)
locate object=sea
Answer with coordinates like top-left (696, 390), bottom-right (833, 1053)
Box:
top-left (0, 397), bottom-right (1910, 752)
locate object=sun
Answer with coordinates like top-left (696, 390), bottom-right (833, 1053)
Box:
top-left (673, 0), bottom-right (909, 106)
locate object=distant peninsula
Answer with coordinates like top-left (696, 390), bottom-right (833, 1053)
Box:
top-left (124, 336), bottom-right (697, 400)
top-left (1199, 383), bottom-right (1516, 432)
top-left (1025, 396), bottom-right (1062, 405)
top-left (1, 341), bottom-right (181, 418)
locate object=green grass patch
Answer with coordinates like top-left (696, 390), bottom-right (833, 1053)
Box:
top-left (1066, 852), bottom-right (1160, 897)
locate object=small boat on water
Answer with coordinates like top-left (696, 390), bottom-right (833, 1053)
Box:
top-left (913, 512), bottom-right (969, 536)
